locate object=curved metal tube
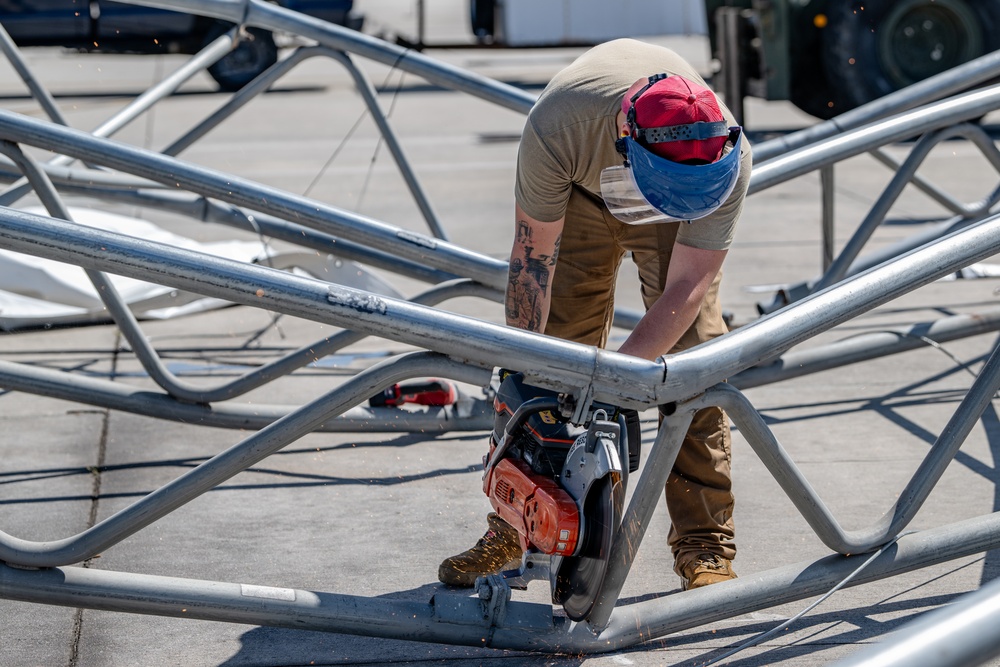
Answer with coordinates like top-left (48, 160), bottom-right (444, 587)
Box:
top-left (165, 279), bottom-right (500, 403)
top-left (0, 351), bottom-right (490, 567)
top-left (712, 335), bottom-right (1000, 555)
top-left (0, 206), bottom-right (668, 408)
top-left (749, 84), bottom-right (1000, 195)
top-left (0, 358), bottom-right (493, 432)
top-left (3, 512), bottom-right (1000, 652)
top-left (811, 123), bottom-right (1000, 292)
top-left (661, 215), bottom-right (1000, 402)
top-left (120, 0), bottom-right (537, 114)
top-left (0, 109), bottom-right (510, 290)
top-left (101, 276), bottom-right (496, 404)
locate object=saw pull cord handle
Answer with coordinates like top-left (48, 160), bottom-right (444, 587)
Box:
top-left (483, 396), bottom-right (562, 480)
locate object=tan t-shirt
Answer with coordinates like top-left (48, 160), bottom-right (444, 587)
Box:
top-left (515, 39), bottom-right (752, 251)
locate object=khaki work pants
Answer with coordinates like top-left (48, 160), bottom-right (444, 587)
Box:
top-left (544, 186), bottom-right (736, 571)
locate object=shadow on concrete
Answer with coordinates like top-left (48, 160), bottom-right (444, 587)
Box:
top-left (0, 432), bottom-right (485, 506)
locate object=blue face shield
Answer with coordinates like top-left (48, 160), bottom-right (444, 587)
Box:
top-left (600, 129), bottom-right (743, 225)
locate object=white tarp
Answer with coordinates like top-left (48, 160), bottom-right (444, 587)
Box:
top-left (0, 207), bottom-right (401, 331)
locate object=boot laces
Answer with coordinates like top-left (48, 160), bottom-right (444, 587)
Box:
top-left (479, 529), bottom-right (497, 546)
top-left (696, 554), bottom-right (725, 570)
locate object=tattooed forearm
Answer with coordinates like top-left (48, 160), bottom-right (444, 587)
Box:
top-left (505, 227), bottom-right (561, 332)
top-left (505, 272), bottom-right (543, 332)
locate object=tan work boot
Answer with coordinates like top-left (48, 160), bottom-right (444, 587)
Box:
top-left (678, 553), bottom-right (737, 590)
top-left (438, 513), bottom-right (523, 587)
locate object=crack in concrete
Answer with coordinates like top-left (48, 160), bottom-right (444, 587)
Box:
top-left (68, 332), bottom-right (119, 667)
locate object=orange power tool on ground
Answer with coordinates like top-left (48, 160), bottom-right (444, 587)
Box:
top-left (480, 371), bottom-right (640, 621)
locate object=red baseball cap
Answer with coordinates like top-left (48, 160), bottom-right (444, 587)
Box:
top-left (629, 75), bottom-right (728, 164)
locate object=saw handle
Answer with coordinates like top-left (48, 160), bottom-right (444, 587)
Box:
top-left (482, 396), bottom-right (562, 480)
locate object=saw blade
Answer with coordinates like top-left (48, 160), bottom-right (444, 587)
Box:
top-left (552, 474), bottom-right (622, 621)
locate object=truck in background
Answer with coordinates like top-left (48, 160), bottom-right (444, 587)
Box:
top-left (706, 0), bottom-right (1000, 120)
top-left (467, 0), bottom-right (1000, 120)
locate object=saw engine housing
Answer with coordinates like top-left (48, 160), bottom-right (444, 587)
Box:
top-left (482, 373), bottom-right (640, 558)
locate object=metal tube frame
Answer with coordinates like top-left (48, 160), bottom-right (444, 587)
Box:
top-left (809, 123), bottom-right (1000, 295)
top-left (752, 50), bottom-right (1000, 163)
top-left (7, 0), bottom-right (993, 331)
top-left (752, 94), bottom-right (1000, 313)
top-left (0, 78), bottom-right (994, 323)
top-left (0, 105), bottom-right (651, 422)
top-left (3, 206), bottom-right (1000, 649)
top-left (3, 0), bottom-right (1000, 655)
top-left (0, 136), bottom-right (498, 413)
top-left (0, 38), bottom-right (636, 429)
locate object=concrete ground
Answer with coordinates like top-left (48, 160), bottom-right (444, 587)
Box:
top-left (3, 1), bottom-right (1000, 665)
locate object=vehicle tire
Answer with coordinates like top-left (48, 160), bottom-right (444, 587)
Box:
top-left (822, 0), bottom-right (1000, 112)
top-left (204, 23), bottom-right (278, 92)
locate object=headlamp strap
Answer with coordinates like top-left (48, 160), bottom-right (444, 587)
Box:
top-left (625, 73), bottom-right (667, 129)
top-left (617, 125), bottom-right (742, 163)
top-left (620, 73), bottom-right (668, 164)
top-left (636, 120), bottom-right (730, 144)
top-left (619, 74), bottom-right (740, 164)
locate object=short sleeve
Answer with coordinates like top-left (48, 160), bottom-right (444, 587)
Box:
top-left (514, 116), bottom-right (574, 223)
